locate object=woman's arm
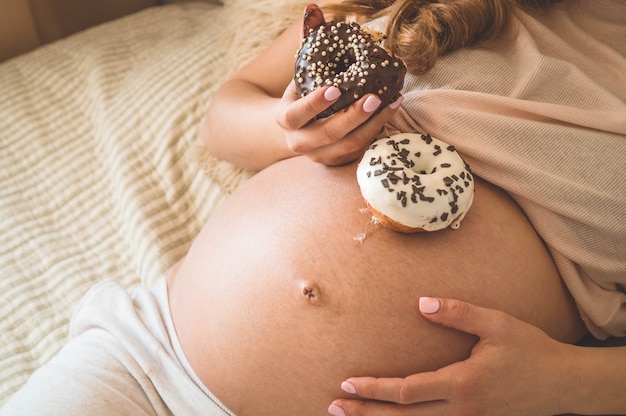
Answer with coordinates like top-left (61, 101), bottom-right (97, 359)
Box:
top-left (200, 22), bottom-right (299, 170)
top-left (201, 6), bottom-right (403, 171)
top-left (568, 342), bottom-right (626, 415)
top-left (330, 298), bottom-right (626, 416)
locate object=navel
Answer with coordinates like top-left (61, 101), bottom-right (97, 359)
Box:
top-left (298, 280), bottom-right (323, 305)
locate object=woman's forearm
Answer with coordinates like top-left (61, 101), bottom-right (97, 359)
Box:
top-left (201, 79), bottom-right (295, 171)
top-left (564, 344), bottom-right (626, 415)
top-left (200, 20), bottom-right (302, 171)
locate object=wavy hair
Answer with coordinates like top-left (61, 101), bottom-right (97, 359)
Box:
top-left (324, 0), bottom-right (565, 73)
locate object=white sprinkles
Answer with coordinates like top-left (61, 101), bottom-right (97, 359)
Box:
top-left (294, 20), bottom-right (406, 119)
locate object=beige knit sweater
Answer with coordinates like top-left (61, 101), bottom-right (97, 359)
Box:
top-left (386, 0), bottom-right (626, 338)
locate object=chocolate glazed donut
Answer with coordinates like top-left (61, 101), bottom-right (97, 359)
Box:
top-left (294, 4), bottom-right (407, 119)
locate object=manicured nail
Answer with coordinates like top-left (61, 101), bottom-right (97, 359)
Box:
top-left (324, 86), bottom-right (342, 101)
top-left (389, 95), bottom-right (404, 110)
top-left (341, 381), bottom-right (357, 394)
top-left (419, 297), bottom-right (441, 314)
top-left (363, 95), bottom-right (382, 113)
top-left (328, 403), bottom-right (346, 416)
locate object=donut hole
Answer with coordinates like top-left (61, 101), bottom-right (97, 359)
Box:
top-left (335, 50), bottom-right (353, 74)
top-left (294, 20), bottom-right (407, 119)
top-left (332, 47), bottom-right (360, 83)
top-left (412, 165), bottom-right (428, 175)
top-left (408, 151), bottom-right (442, 176)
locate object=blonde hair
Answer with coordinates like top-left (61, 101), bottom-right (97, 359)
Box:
top-left (324, 0), bottom-right (565, 73)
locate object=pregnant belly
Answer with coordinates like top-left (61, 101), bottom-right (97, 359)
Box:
top-left (168, 157), bottom-right (584, 415)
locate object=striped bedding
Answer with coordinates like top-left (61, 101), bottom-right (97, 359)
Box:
top-left (0, 0), bottom-right (303, 404)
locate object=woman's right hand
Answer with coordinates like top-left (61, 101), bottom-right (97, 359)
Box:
top-left (275, 80), bottom-right (403, 166)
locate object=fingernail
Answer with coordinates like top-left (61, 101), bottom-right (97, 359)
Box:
top-left (341, 381), bottom-right (357, 394)
top-left (363, 95), bottom-right (382, 113)
top-left (328, 403), bottom-right (346, 416)
top-left (324, 86), bottom-right (342, 101)
top-left (389, 95), bottom-right (404, 110)
top-left (419, 297), bottom-right (441, 314)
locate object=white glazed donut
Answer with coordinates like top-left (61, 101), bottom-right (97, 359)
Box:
top-left (356, 133), bottom-right (474, 233)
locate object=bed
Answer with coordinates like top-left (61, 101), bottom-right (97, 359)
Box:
top-left (2, 0), bottom-right (624, 411)
top-left (0, 0), bottom-right (306, 404)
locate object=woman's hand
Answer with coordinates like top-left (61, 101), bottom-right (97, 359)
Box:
top-left (275, 80), bottom-right (403, 166)
top-left (328, 297), bottom-right (580, 416)
top-left (203, 18), bottom-right (403, 170)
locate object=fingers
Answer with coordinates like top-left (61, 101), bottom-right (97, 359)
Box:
top-left (328, 300), bottom-right (536, 416)
top-left (329, 397), bottom-right (452, 416)
top-left (293, 95), bottom-right (402, 165)
top-left (328, 400), bottom-right (437, 416)
top-left (275, 81), bottom-right (341, 130)
top-left (276, 81), bottom-right (403, 165)
top-left (419, 297), bottom-right (514, 339)
top-left (330, 365), bottom-right (468, 416)
top-left (341, 371), bottom-right (450, 405)
top-left (303, 100), bottom-right (388, 165)
top-left (318, 95), bottom-right (389, 144)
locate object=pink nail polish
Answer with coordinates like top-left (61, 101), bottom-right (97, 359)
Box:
top-left (341, 381), bottom-right (357, 394)
top-left (389, 95), bottom-right (404, 110)
top-left (324, 86), bottom-right (342, 101)
top-left (328, 404), bottom-right (346, 416)
top-left (363, 95), bottom-right (382, 113)
top-left (419, 297), bottom-right (441, 314)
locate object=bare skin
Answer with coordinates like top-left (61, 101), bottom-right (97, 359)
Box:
top-left (168, 156), bottom-right (586, 416)
top-left (200, 7), bottom-right (399, 171)
top-left (186, 3), bottom-right (626, 414)
top-left (333, 298), bottom-right (626, 416)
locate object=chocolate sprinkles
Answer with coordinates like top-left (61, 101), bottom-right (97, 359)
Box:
top-left (356, 132), bottom-right (475, 233)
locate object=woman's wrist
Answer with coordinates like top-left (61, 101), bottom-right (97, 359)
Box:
top-left (561, 343), bottom-right (626, 415)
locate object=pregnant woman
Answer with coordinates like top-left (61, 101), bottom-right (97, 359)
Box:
top-left (3, 0), bottom-right (624, 415)
top-left (193, 0), bottom-right (625, 414)
top-left (168, 154), bottom-right (585, 415)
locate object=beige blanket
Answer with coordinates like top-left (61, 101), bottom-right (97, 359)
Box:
top-left (0, 0), bottom-right (304, 404)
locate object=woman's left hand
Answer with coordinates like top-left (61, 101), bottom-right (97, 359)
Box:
top-left (328, 297), bottom-right (576, 416)
top-left (275, 80), bottom-right (403, 166)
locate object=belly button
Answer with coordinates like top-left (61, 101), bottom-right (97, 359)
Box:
top-left (299, 281), bottom-right (323, 305)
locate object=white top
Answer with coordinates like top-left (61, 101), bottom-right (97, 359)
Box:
top-left (1, 278), bottom-right (234, 415)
